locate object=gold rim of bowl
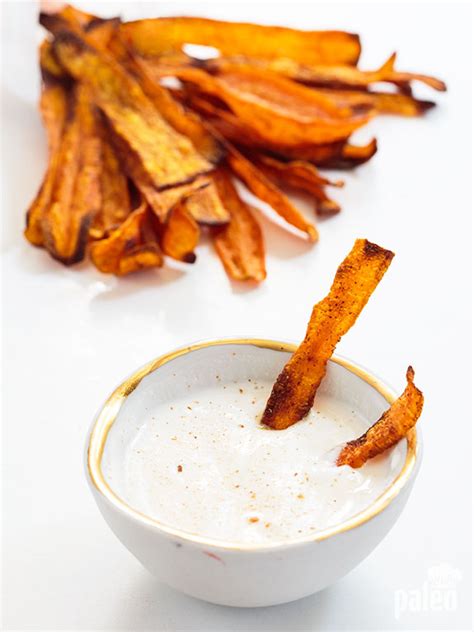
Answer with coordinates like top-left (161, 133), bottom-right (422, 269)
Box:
top-left (86, 338), bottom-right (419, 551)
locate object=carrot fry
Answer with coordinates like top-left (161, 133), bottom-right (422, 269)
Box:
top-left (254, 154), bottom-right (343, 188)
top-left (251, 154), bottom-right (342, 216)
top-left (159, 202), bottom-right (200, 263)
top-left (226, 144), bottom-right (318, 241)
top-left (261, 239), bottom-right (394, 429)
top-left (121, 17), bottom-right (361, 66)
top-left (158, 176), bottom-right (212, 218)
top-left (183, 180), bottom-right (230, 225)
top-left (317, 89), bottom-right (435, 117)
top-left (90, 200), bottom-right (162, 275)
top-left (211, 170), bottom-right (266, 281)
top-left (108, 126), bottom-right (213, 222)
top-left (52, 31), bottom-right (214, 189)
top-left (183, 95), bottom-right (377, 167)
top-left (206, 53), bottom-right (446, 92)
top-left (107, 37), bottom-right (224, 164)
top-left (41, 83), bottom-right (102, 264)
top-left (89, 136), bottom-right (131, 240)
top-left (167, 65), bottom-right (372, 147)
top-left (337, 367), bottom-right (424, 468)
top-left (25, 77), bottom-right (69, 247)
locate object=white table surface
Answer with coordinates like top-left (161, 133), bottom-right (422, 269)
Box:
top-left (1, 1), bottom-right (472, 630)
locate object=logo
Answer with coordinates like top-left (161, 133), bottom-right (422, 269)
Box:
top-left (394, 564), bottom-right (462, 620)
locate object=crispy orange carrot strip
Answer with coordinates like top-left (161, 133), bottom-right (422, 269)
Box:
top-left (182, 101), bottom-right (317, 234)
top-left (182, 94), bottom-right (377, 167)
top-left (41, 83), bottom-right (102, 264)
top-left (24, 77), bottom-right (69, 247)
top-left (38, 7), bottom-right (120, 82)
top-left (207, 53), bottom-right (446, 92)
top-left (168, 66), bottom-right (371, 147)
top-left (159, 202), bottom-right (200, 263)
top-left (226, 149), bottom-right (318, 241)
top-left (337, 367), bottom-right (424, 468)
top-left (89, 136), bottom-right (131, 240)
top-left (121, 17), bottom-right (361, 66)
top-left (316, 89), bottom-right (435, 117)
top-left (111, 126), bottom-right (215, 223)
top-left (254, 154), bottom-right (343, 188)
top-left (117, 245), bottom-right (162, 275)
top-left (52, 31), bottom-right (214, 189)
top-left (251, 154), bottom-right (342, 216)
top-left (107, 36), bottom-right (223, 164)
top-left (274, 138), bottom-right (378, 168)
top-left (183, 180), bottom-right (230, 225)
top-left (211, 170), bottom-right (266, 282)
top-left (226, 145), bottom-right (318, 241)
top-left (108, 127), bottom-right (213, 222)
top-left (262, 239), bottom-right (394, 429)
top-left (90, 200), bottom-right (162, 275)
top-left (106, 128), bottom-right (166, 220)
top-left (158, 176), bottom-right (212, 217)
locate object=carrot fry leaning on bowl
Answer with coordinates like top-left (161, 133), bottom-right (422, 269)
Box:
top-left (261, 237), bottom-right (423, 467)
top-left (261, 238), bottom-right (394, 430)
top-left (337, 366), bottom-right (423, 468)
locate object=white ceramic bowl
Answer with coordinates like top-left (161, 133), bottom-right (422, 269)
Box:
top-left (85, 339), bottom-right (421, 607)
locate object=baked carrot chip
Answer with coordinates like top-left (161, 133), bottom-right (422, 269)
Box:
top-left (309, 138), bottom-right (378, 169)
top-left (207, 53), bottom-right (446, 92)
top-left (182, 180), bottom-right (230, 225)
top-left (106, 128), bottom-right (166, 220)
top-left (121, 17), bottom-right (361, 66)
top-left (109, 42), bottom-right (224, 164)
top-left (158, 176), bottom-right (212, 218)
top-left (183, 96), bottom-right (377, 168)
top-left (89, 136), bottom-right (131, 240)
top-left (211, 170), bottom-right (266, 282)
top-left (254, 154), bottom-right (343, 189)
top-left (41, 83), bottom-right (102, 264)
top-left (364, 92), bottom-right (435, 117)
top-left (112, 128), bottom-right (216, 223)
top-left (337, 367), bottom-right (424, 468)
top-left (90, 201), bottom-right (162, 275)
top-left (52, 31), bottom-right (214, 189)
top-left (317, 89), bottom-right (435, 117)
top-left (25, 78), bottom-right (69, 247)
top-left (251, 154), bottom-right (343, 216)
top-left (159, 202), bottom-right (200, 263)
top-left (169, 66), bottom-right (372, 147)
top-left (108, 126), bottom-right (211, 222)
top-left (262, 239), bottom-right (394, 429)
top-left (225, 143), bottom-right (318, 241)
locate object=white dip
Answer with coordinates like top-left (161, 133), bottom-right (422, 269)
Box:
top-left (102, 359), bottom-right (405, 544)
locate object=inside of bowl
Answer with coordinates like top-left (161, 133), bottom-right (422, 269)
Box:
top-left (98, 342), bottom-right (408, 543)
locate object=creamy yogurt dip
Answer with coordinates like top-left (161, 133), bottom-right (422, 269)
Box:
top-left (102, 357), bottom-right (405, 544)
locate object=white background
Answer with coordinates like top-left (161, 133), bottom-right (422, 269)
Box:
top-left (1, 1), bottom-right (472, 630)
